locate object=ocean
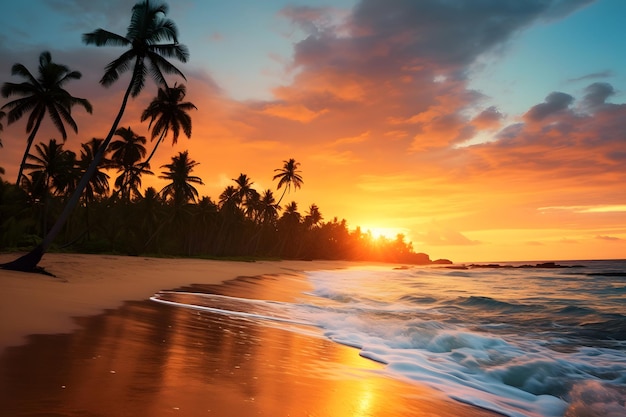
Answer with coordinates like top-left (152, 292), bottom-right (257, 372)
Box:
top-left (152, 259), bottom-right (626, 417)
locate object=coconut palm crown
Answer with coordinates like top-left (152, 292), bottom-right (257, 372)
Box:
top-left (82, 0), bottom-right (189, 97)
top-left (1, 51), bottom-right (92, 184)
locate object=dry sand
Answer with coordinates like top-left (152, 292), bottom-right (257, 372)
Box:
top-left (0, 252), bottom-right (347, 351)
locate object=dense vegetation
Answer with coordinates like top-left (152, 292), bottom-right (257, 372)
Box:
top-left (0, 142), bottom-right (433, 263)
top-left (0, 1), bottom-right (438, 267)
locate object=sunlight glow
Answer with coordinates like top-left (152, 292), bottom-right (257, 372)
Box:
top-left (360, 226), bottom-right (407, 240)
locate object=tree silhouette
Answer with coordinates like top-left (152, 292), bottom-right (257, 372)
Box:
top-left (233, 173), bottom-right (256, 211)
top-left (141, 83), bottom-right (197, 165)
top-left (1, 51), bottom-right (92, 185)
top-left (273, 158), bottom-right (303, 205)
top-left (0, 111), bottom-right (6, 175)
top-left (1, 1), bottom-right (189, 271)
top-left (159, 151), bottom-right (203, 205)
top-left (109, 127), bottom-right (150, 201)
top-left (78, 138), bottom-right (110, 203)
top-left (23, 139), bottom-right (76, 237)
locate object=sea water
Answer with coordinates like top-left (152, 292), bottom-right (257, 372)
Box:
top-left (151, 260), bottom-right (626, 417)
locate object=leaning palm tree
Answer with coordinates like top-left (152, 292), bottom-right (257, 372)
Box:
top-left (78, 138), bottom-right (111, 203)
top-left (1, 1), bottom-right (189, 271)
top-left (1, 51), bottom-right (92, 185)
top-left (273, 158), bottom-right (303, 205)
top-left (0, 111), bottom-right (5, 175)
top-left (0, 110), bottom-right (5, 148)
top-left (159, 151), bottom-right (203, 205)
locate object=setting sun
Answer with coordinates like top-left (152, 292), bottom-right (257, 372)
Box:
top-left (359, 225), bottom-right (408, 241)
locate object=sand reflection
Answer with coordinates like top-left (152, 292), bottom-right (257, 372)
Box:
top-left (0, 275), bottom-right (499, 417)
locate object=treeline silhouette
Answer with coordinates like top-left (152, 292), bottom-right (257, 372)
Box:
top-left (0, 2), bottom-right (441, 268)
top-left (0, 139), bottom-right (433, 264)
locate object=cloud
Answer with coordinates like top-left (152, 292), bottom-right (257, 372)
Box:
top-left (581, 82), bottom-right (615, 109)
top-left (259, 102), bottom-right (327, 123)
top-left (539, 205), bottom-right (626, 214)
top-left (471, 106), bottom-right (505, 130)
top-left (524, 92), bottom-right (574, 122)
top-left (567, 70), bottom-right (613, 83)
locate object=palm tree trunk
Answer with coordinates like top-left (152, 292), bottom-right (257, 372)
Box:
top-left (15, 116), bottom-right (43, 185)
top-left (275, 187), bottom-right (289, 206)
top-left (1, 67), bottom-right (138, 273)
top-left (143, 130), bottom-right (167, 167)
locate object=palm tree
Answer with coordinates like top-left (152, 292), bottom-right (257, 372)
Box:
top-left (273, 158), bottom-right (303, 205)
top-left (1, 51), bottom-right (92, 185)
top-left (233, 173), bottom-right (256, 210)
top-left (23, 139), bottom-right (77, 237)
top-left (2, 1), bottom-right (189, 271)
top-left (277, 201), bottom-right (302, 256)
top-left (258, 189), bottom-right (279, 225)
top-left (78, 138), bottom-right (110, 203)
top-left (0, 111), bottom-right (5, 176)
top-left (24, 139), bottom-right (74, 197)
top-left (0, 110), bottom-right (5, 149)
top-left (109, 127), bottom-right (150, 200)
top-left (141, 83), bottom-right (197, 165)
top-left (159, 151), bottom-right (203, 205)
top-left (304, 204), bottom-right (323, 229)
top-left (77, 138), bottom-right (110, 239)
top-left (114, 83), bottom-right (196, 195)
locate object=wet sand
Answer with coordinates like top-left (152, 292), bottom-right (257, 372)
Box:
top-left (0, 253), bottom-right (500, 416)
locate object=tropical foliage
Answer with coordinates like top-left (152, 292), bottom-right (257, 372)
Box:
top-left (0, 1), bottom-right (435, 268)
top-left (0, 139), bottom-right (430, 263)
top-left (1, 51), bottom-right (92, 185)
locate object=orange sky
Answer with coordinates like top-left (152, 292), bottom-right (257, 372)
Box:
top-left (1, 1), bottom-right (625, 262)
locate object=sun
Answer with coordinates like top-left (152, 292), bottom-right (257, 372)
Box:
top-left (360, 225), bottom-right (407, 241)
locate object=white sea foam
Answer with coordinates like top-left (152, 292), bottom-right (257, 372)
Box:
top-left (151, 260), bottom-right (626, 417)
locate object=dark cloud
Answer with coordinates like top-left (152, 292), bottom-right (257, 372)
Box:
top-left (348, 0), bottom-right (593, 71)
top-left (273, 0), bottom-right (594, 151)
top-left (462, 82), bottom-right (626, 190)
top-left (581, 82), bottom-right (615, 109)
top-left (524, 91), bottom-right (574, 121)
top-left (472, 106), bottom-right (504, 129)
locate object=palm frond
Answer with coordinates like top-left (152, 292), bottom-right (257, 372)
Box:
top-left (151, 43), bottom-right (189, 63)
top-left (82, 29), bottom-right (130, 47)
top-left (10, 64), bottom-right (39, 87)
top-left (1, 81), bottom-right (39, 99)
top-left (131, 62), bottom-right (148, 97)
top-left (26, 105), bottom-right (45, 133)
top-left (148, 51), bottom-right (186, 79)
top-left (57, 70), bottom-right (83, 87)
top-left (53, 103), bottom-right (78, 135)
top-left (101, 49), bottom-right (137, 86)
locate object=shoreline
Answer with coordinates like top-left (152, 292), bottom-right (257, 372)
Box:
top-left (0, 252), bottom-right (352, 351)
top-left (0, 253), bottom-right (503, 417)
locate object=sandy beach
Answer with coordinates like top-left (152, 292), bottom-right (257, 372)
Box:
top-left (0, 253), bottom-right (500, 416)
top-left (0, 253), bottom-right (348, 351)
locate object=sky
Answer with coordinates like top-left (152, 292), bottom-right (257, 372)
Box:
top-left (0, 0), bottom-right (624, 262)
